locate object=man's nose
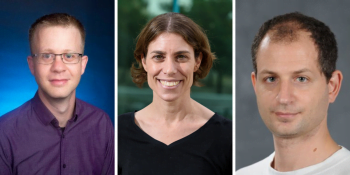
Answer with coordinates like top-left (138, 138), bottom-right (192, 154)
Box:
top-left (276, 80), bottom-right (294, 104)
top-left (50, 55), bottom-right (66, 72)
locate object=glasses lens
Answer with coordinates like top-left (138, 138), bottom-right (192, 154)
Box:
top-left (63, 53), bottom-right (80, 63)
top-left (38, 53), bottom-right (53, 64)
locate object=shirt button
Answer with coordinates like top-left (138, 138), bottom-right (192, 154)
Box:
top-left (62, 134), bottom-right (65, 138)
top-left (63, 164), bottom-right (66, 168)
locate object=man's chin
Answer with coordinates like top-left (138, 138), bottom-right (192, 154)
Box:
top-left (271, 129), bottom-right (300, 139)
top-left (39, 88), bottom-right (75, 101)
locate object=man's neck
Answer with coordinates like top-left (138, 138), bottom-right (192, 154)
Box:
top-left (272, 119), bottom-right (340, 172)
top-left (38, 90), bottom-right (76, 127)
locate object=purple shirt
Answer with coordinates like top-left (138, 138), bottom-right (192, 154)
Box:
top-left (0, 92), bottom-right (114, 175)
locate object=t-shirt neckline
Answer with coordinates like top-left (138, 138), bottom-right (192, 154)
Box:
top-left (131, 112), bottom-right (218, 148)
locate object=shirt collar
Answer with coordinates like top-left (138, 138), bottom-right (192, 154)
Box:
top-left (73, 98), bottom-right (86, 122)
top-left (32, 92), bottom-right (56, 126)
top-left (71, 101), bottom-right (79, 122)
top-left (32, 91), bottom-right (80, 126)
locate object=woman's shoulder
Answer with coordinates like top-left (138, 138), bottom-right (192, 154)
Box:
top-left (210, 113), bottom-right (232, 128)
top-left (205, 113), bottom-right (232, 142)
top-left (118, 111), bottom-right (135, 118)
top-left (118, 112), bottom-right (135, 127)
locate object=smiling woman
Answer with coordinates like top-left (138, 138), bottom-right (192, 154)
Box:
top-left (142, 33), bottom-right (201, 102)
top-left (118, 12), bottom-right (232, 175)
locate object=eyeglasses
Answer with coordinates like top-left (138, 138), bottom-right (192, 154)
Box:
top-left (31, 53), bottom-right (83, 64)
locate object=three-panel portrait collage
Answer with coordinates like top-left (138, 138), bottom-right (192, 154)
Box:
top-left (1, 0), bottom-right (350, 174)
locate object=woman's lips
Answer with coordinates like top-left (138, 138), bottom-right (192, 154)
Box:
top-left (158, 80), bottom-right (181, 89)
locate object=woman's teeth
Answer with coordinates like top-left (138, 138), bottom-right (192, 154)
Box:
top-left (160, 80), bottom-right (180, 87)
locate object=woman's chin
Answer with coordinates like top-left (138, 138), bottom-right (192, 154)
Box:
top-left (155, 93), bottom-right (183, 102)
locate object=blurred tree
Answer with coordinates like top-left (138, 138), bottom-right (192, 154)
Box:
top-left (185, 0), bottom-right (232, 94)
top-left (118, 0), bottom-right (149, 86)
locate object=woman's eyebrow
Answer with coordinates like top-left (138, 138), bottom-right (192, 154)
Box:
top-left (150, 50), bottom-right (165, 54)
top-left (174, 50), bottom-right (191, 55)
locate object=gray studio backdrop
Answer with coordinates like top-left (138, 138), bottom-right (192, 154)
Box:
top-left (236, 0), bottom-right (350, 170)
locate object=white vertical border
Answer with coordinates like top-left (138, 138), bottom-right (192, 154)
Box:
top-left (115, 0), bottom-right (118, 173)
top-left (232, 0), bottom-right (236, 172)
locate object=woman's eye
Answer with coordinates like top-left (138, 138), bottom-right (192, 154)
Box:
top-left (176, 55), bottom-right (189, 61)
top-left (153, 55), bottom-right (164, 60)
top-left (177, 55), bottom-right (186, 59)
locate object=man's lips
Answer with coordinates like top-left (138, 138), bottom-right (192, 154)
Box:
top-left (274, 112), bottom-right (299, 118)
top-left (49, 79), bottom-right (68, 86)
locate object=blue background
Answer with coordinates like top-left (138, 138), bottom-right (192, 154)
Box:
top-left (0, 1), bottom-right (114, 124)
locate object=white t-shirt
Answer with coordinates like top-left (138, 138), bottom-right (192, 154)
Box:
top-left (236, 146), bottom-right (350, 175)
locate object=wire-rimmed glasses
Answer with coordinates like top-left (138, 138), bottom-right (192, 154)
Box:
top-left (31, 53), bottom-right (83, 64)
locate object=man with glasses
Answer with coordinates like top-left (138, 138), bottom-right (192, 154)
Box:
top-left (0, 13), bottom-right (114, 174)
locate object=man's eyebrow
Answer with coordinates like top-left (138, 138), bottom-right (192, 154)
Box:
top-left (259, 70), bottom-right (276, 75)
top-left (39, 49), bottom-right (75, 53)
top-left (40, 49), bottom-right (54, 53)
top-left (62, 49), bottom-right (75, 53)
top-left (293, 68), bottom-right (312, 74)
top-left (259, 68), bottom-right (313, 75)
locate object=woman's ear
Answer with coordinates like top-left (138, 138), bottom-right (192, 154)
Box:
top-left (194, 52), bottom-right (202, 72)
top-left (141, 54), bottom-right (147, 72)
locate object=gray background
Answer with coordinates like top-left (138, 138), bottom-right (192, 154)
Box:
top-left (236, 0), bottom-right (350, 170)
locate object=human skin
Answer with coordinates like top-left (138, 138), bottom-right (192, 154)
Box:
top-left (251, 31), bottom-right (342, 171)
top-left (142, 33), bottom-right (201, 103)
top-left (27, 26), bottom-right (88, 127)
top-left (27, 26), bottom-right (88, 102)
top-left (136, 33), bottom-right (214, 145)
top-left (252, 31), bottom-right (336, 138)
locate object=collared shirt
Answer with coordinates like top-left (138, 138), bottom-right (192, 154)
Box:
top-left (0, 92), bottom-right (114, 175)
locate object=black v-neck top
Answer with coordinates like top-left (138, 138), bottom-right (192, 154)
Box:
top-left (118, 112), bottom-right (232, 175)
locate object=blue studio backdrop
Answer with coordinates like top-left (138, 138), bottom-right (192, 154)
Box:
top-left (0, 1), bottom-right (115, 124)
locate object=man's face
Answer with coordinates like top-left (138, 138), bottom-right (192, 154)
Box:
top-left (251, 31), bottom-right (338, 138)
top-left (28, 25), bottom-right (88, 100)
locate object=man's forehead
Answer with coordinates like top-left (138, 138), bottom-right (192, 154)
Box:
top-left (33, 25), bottom-right (80, 37)
top-left (258, 30), bottom-right (316, 55)
top-left (31, 25), bottom-right (84, 51)
top-left (256, 32), bottom-right (322, 75)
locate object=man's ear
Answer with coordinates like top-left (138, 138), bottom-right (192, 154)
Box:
top-left (141, 54), bottom-right (147, 72)
top-left (251, 72), bottom-right (257, 93)
top-left (194, 52), bottom-right (202, 72)
top-left (328, 70), bottom-right (343, 103)
top-left (80, 55), bottom-right (88, 75)
top-left (27, 56), bottom-right (35, 75)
